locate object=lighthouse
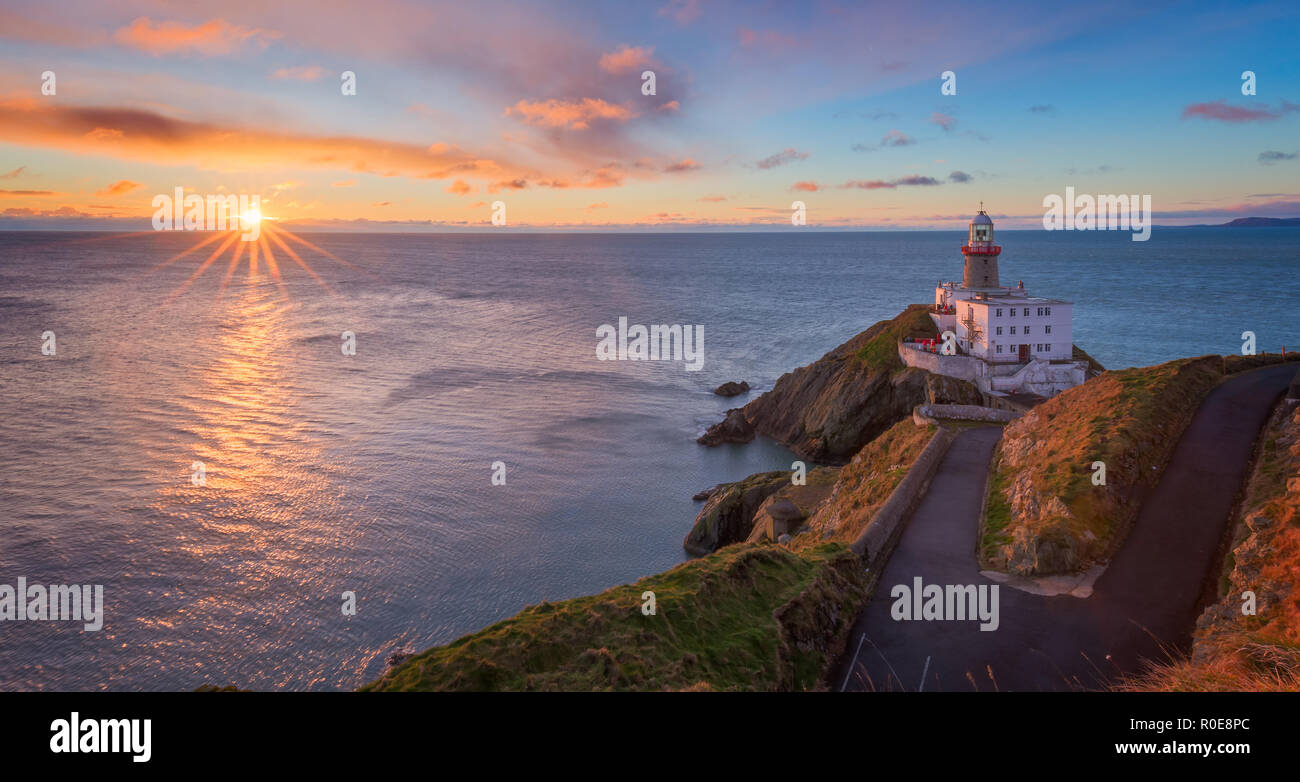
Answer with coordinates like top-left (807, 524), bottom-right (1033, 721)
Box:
top-left (961, 203), bottom-right (1000, 289)
top-left (916, 203), bottom-right (1090, 402)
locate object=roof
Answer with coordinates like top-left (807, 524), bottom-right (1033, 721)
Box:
top-left (965, 295), bottom-right (1072, 306)
top-left (972, 212), bottom-right (993, 225)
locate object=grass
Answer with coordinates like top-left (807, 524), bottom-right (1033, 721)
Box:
top-left (795, 418), bottom-right (937, 547)
top-left (362, 542), bottom-right (868, 691)
top-left (853, 304), bottom-right (937, 373)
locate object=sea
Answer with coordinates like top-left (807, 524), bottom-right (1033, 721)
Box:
top-left (0, 228), bottom-right (1296, 690)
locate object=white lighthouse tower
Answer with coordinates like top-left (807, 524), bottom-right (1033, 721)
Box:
top-left (961, 204), bottom-right (1000, 289)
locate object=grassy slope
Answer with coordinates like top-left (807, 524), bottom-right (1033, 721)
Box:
top-left (853, 304), bottom-right (937, 372)
top-left (1120, 402), bottom-right (1300, 691)
top-left (983, 353), bottom-right (1300, 575)
top-left (795, 418), bottom-right (937, 548)
top-left (363, 543), bottom-right (866, 692)
top-left (982, 356), bottom-right (1223, 574)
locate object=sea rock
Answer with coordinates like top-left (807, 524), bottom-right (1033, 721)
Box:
top-left (713, 381), bottom-right (751, 397)
top-left (696, 408), bottom-right (756, 446)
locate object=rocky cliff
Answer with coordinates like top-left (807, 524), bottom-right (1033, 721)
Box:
top-left (698, 304), bottom-right (982, 463)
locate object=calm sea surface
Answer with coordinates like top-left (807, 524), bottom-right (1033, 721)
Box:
top-left (1, 228), bottom-right (1296, 690)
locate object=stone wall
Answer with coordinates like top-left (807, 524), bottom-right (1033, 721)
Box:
top-left (850, 427), bottom-right (956, 568)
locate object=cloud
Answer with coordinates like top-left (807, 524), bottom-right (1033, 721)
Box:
top-left (698, 195), bottom-right (727, 202)
top-left (1029, 104), bottom-right (1055, 114)
top-left (599, 45), bottom-right (656, 74)
top-left (114, 17), bottom-right (282, 56)
top-left (791, 181), bottom-right (820, 192)
top-left (272, 66), bottom-right (326, 81)
top-left (664, 158), bottom-right (700, 173)
top-left (0, 189), bottom-right (55, 196)
top-left (445, 179), bottom-right (473, 195)
top-left (881, 130), bottom-right (914, 147)
top-left (587, 202), bottom-right (608, 209)
top-left (505, 98), bottom-right (634, 129)
top-left (880, 61), bottom-right (908, 72)
top-left (841, 174), bottom-right (941, 189)
top-left (1258, 150), bottom-right (1297, 164)
top-left (332, 179), bottom-right (357, 187)
top-left (487, 178), bottom-right (528, 193)
top-left (1, 166), bottom-right (25, 179)
top-left (930, 112), bottom-right (956, 132)
top-left (659, 0), bottom-right (703, 25)
top-left (948, 170), bottom-right (972, 183)
top-left (95, 180), bottom-right (142, 196)
top-left (0, 98), bottom-right (548, 188)
top-left (755, 148), bottom-right (809, 169)
top-left (1181, 100), bottom-right (1300, 122)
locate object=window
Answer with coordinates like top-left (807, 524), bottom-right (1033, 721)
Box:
top-left (1036, 307), bottom-right (1043, 316)
top-left (1046, 344), bottom-right (1052, 352)
top-left (995, 326), bottom-right (1003, 335)
top-left (1024, 326), bottom-right (1031, 335)
top-left (995, 308), bottom-right (1002, 317)
top-left (1044, 325), bottom-right (1052, 334)
top-left (1023, 308), bottom-right (1030, 316)
top-left (996, 345), bottom-right (1003, 354)
top-left (1045, 307), bottom-right (1052, 316)
top-left (1010, 326), bottom-right (1016, 335)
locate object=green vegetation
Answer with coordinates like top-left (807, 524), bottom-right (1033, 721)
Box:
top-left (853, 304), bottom-right (937, 372)
top-left (363, 543), bottom-right (868, 691)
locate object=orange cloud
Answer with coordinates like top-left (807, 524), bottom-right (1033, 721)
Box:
top-left (506, 98), bottom-right (634, 130)
top-left (599, 45), bottom-right (656, 74)
top-left (445, 180), bottom-right (472, 195)
top-left (95, 180), bottom-right (142, 196)
top-left (114, 17), bottom-right (282, 56)
top-left (664, 158), bottom-right (700, 173)
top-left (272, 66), bottom-right (326, 81)
top-left (791, 181), bottom-right (820, 192)
top-left (0, 98), bottom-right (521, 184)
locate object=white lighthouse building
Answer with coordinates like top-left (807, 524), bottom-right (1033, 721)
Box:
top-left (901, 206), bottom-right (1090, 402)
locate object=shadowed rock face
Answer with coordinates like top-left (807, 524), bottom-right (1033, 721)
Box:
top-left (698, 305), bottom-right (981, 463)
top-left (683, 467), bottom-right (840, 556)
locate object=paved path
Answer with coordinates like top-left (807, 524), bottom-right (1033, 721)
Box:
top-left (834, 364), bottom-right (1297, 691)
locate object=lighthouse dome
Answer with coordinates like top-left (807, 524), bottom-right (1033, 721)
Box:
top-left (972, 212), bottom-right (993, 225)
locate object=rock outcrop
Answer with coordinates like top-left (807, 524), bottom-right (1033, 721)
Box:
top-left (696, 407), bottom-right (756, 446)
top-left (713, 381), bottom-right (751, 397)
top-left (698, 305), bottom-right (981, 463)
top-left (683, 466), bottom-right (840, 555)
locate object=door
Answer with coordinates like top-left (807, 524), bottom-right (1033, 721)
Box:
top-left (1018, 344), bottom-right (1030, 362)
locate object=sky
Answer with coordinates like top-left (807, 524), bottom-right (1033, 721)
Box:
top-left (0, 0), bottom-right (1298, 230)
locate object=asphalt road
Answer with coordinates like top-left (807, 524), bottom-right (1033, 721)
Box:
top-left (834, 363), bottom-right (1298, 691)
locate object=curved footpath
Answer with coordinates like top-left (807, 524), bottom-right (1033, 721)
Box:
top-left (833, 363), bottom-right (1298, 691)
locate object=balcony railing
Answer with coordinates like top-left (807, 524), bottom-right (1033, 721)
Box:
top-left (961, 244), bottom-right (1001, 255)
